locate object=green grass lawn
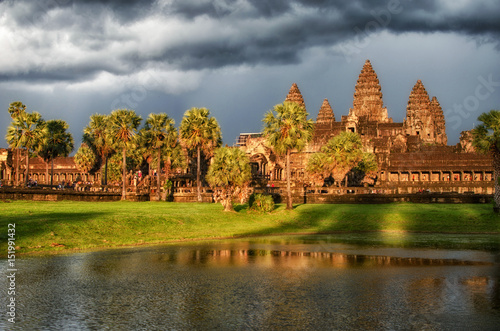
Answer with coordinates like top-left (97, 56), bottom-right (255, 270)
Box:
top-left (1, 200), bottom-right (499, 255)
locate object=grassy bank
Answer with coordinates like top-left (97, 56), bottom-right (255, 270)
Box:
top-left (1, 201), bottom-right (499, 255)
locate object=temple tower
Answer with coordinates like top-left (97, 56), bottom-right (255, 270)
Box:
top-left (404, 80), bottom-right (436, 143)
top-left (348, 59), bottom-right (389, 123)
top-left (285, 83), bottom-right (306, 111)
top-left (430, 96), bottom-right (447, 145)
top-left (316, 98), bottom-right (335, 124)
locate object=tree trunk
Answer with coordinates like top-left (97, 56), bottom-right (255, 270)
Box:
top-left (45, 158), bottom-right (49, 185)
top-left (51, 157), bottom-right (54, 186)
top-left (157, 147), bottom-right (161, 201)
top-left (197, 146), bottom-right (202, 202)
top-left (286, 149), bottom-right (292, 210)
top-left (104, 155), bottom-right (108, 186)
top-left (493, 151), bottom-right (500, 210)
top-left (15, 148), bottom-right (19, 186)
top-left (223, 188), bottom-right (234, 212)
top-left (100, 160), bottom-right (105, 185)
top-left (51, 156), bottom-right (55, 186)
top-left (121, 148), bottom-right (127, 201)
top-left (165, 157), bottom-right (171, 198)
top-left (223, 198), bottom-right (234, 211)
top-left (25, 149), bottom-right (30, 187)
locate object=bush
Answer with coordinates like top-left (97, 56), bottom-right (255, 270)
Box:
top-left (249, 193), bottom-right (275, 212)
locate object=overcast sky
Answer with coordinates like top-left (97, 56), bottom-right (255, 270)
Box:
top-left (1, 0), bottom-right (500, 150)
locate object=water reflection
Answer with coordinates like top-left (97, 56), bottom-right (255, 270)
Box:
top-left (1, 236), bottom-right (499, 330)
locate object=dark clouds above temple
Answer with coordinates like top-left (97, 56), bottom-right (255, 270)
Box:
top-left (1, 0), bottom-right (500, 147)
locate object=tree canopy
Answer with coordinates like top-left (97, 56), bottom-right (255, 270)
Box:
top-left (180, 107), bottom-right (222, 202)
top-left (263, 101), bottom-right (313, 209)
top-left (141, 113), bottom-right (178, 200)
top-left (473, 109), bottom-right (500, 209)
top-left (108, 109), bottom-right (142, 200)
top-left (206, 147), bottom-right (251, 211)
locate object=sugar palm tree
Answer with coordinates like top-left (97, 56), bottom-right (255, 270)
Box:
top-left (7, 101), bottom-right (27, 186)
top-left (37, 120), bottom-right (74, 185)
top-left (5, 111), bottom-right (46, 186)
top-left (141, 113), bottom-right (178, 200)
top-left (206, 147), bottom-right (251, 211)
top-left (83, 114), bottom-right (114, 185)
top-left (263, 101), bottom-right (314, 210)
top-left (179, 107), bottom-right (222, 202)
top-left (306, 152), bottom-right (330, 187)
top-left (353, 152), bottom-right (378, 185)
top-left (108, 109), bottom-right (142, 200)
top-left (473, 110), bottom-right (500, 210)
top-left (322, 131), bottom-right (364, 187)
top-left (74, 143), bottom-right (98, 175)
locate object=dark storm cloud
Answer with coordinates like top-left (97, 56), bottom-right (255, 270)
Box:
top-left (1, 0), bottom-right (499, 85)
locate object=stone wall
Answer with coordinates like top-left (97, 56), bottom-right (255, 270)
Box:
top-left (0, 187), bottom-right (121, 202)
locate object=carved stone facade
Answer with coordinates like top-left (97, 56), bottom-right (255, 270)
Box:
top-left (238, 59), bottom-right (494, 194)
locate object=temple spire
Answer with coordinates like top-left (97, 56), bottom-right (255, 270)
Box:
top-left (348, 59), bottom-right (389, 123)
top-left (404, 79), bottom-right (447, 144)
top-left (285, 83), bottom-right (306, 111)
top-left (316, 98), bottom-right (335, 124)
top-left (430, 96), bottom-right (447, 145)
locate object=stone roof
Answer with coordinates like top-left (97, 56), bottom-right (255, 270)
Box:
top-left (285, 83), bottom-right (306, 111)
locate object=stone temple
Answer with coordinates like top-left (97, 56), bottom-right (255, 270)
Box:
top-left (0, 59), bottom-right (494, 200)
top-left (237, 60), bottom-right (493, 195)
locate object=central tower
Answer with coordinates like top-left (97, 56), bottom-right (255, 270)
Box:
top-left (348, 59), bottom-right (389, 123)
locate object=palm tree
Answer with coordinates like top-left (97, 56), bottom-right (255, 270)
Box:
top-left (473, 110), bottom-right (500, 210)
top-left (74, 143), bottom-right (98, 175)
top-left (263, 101), bottom-right (314, 210)
top-left (306, 152), bottom-right (330, 187)
top-left (353, 152), bottom-right (378, 186)
top-left (141, 113), bottom-right (178, 201)
top-left (37, 120), bottom-right (74, 186)
top-left (5, 111), bottom-right (46, 186)
top-left (206, 147), bottom-right (251, 211)
top-left (83, 114), bottom-right (114, 185)
top-left (321, 131), bottom-right (364, 187)
top-left (7, 101), bottom-right (27, 186)
top-left (179, 107), bottom-right (222, 202)
top-left (108, 109), bottom-right (142, 200)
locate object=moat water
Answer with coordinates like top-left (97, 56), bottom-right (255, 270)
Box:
top-left (1, 234), bottom-right (500, 330)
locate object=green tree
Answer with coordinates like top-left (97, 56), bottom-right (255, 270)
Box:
top-left (38, 120), bottom-right (74, 186)
top-left (263, 101), bottom-right (314, 210)
top-left (473, 110), bottom-right (500, 210)
top-left (7, 101), bottom-right (27, 186)
top-left (141, 113), bottom-right (178, 201)
top-left (179, 107), bottom-right (222, 202)
top-left (74, 143), bottom-right (98, 175)
top-left (107, 150), bottom-right (143, 183)
top-left (5, 111), bottom-right (46, 186)
top-left (306, 152), bottom-right (330, 187)
top-left (322, 131), bottom-right (364, 187)
top-left (352, 152), bottom-right (379, 186)
top-left (149, 144), bottom-right (187, 197)
top-left (108, 109), bottom-right (142, 200)
top-left (83, 114), bottom-right (114, 185)
top-left (206, 147), bottom-right (251, 212)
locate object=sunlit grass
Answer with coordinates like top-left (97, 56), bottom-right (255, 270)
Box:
top-left (0, 201), bottom-right (498, 255)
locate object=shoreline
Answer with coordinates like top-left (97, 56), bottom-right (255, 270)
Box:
top-left (1, 201), bottom-right (499, 257)
top-left (9, 229), bottom-right (500, 258)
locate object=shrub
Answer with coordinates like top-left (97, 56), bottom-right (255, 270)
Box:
top-left (249, 193), bottom-right (275, 212)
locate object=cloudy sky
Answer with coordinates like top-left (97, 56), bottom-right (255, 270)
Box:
top-left (1, 0), bottom-right (499, 150)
